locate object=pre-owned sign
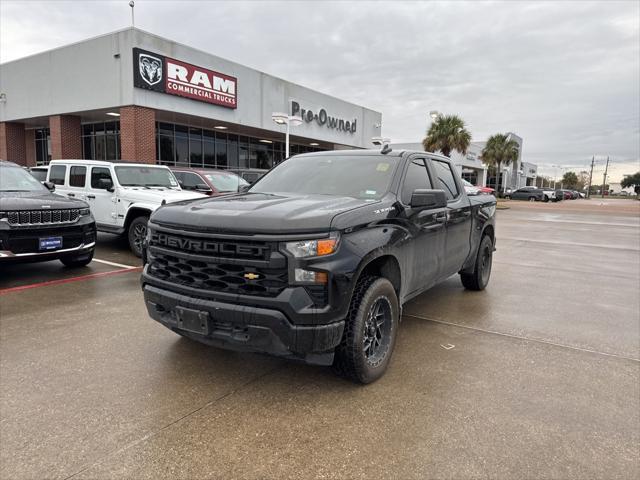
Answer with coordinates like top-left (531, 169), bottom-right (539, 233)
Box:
top-left (133, 48), bottom-right (237, 109)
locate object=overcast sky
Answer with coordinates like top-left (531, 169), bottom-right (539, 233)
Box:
top-left (1, 0), bottom-right (638, 182)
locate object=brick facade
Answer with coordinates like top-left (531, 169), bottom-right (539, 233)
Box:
top-left (50, 115), bottom-right (82, 159)
top-left (24, 129), bottom-right (36, 167)
top-left (0, 122), bottom-right (27, 165)
top-left (120, 106), bottom-right (156, 163)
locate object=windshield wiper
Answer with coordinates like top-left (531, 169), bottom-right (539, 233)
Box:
top-left (1, 189), bottom-right (32, 192)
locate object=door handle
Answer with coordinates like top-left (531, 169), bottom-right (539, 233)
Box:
top-left (67, 193), bottom-right (75, 197)
top-left (86, 195), bottom-right (95, 199)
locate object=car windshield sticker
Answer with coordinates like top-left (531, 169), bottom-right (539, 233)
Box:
top-left (376, 163), bottom-right (390, 172)
top-left (169, 178), bottom-right (178, 186)
top-left (365, 190), bottom-right (377, 195)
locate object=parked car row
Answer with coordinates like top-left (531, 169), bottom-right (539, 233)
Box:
top-left (503, 186), bottom-right (585, 202)
top-left (2, 161), bottom-right (258, 263)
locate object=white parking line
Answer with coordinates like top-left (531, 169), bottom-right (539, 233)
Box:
top-left (92, 258), bottom-right (139, 269)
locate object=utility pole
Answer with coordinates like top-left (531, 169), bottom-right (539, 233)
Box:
top-left (587, 155), bottom-right (595, 199)
top-left (601, 156), bottom-right (610, 198)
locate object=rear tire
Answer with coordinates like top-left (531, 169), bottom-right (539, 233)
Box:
top-left (332, 276), bottom-right (399, 384)
top-left (128, 215), bottom-right (149, 257)
top-left (60, 249), bottom-right (94, 268)
top-left (460, 235), bottom-right (493, 291)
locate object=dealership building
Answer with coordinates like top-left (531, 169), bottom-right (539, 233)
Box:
top-left (0, 28), bottom-right (382, 168)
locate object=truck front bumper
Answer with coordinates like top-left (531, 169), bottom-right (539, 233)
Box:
top-left (143, 284), bottom-right (345, 365)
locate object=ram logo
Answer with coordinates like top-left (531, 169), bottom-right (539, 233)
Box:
top-left (139, 53), bottom-right (163, 86)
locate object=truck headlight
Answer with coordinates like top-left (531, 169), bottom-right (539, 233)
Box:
top-left (79, 208), bottom-right (91, 216)
top-left (284, 232), bottom-right (339, 258)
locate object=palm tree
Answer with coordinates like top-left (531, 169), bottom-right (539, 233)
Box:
top-left (422, 114), bottom-right (471, 157)
top-left (481, 133), bottom-right (520, 195)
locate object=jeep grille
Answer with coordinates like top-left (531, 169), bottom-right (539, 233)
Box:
top-left (6, 209), bottom-right (80, 226)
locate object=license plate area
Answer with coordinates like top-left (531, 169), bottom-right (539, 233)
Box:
top-left (39, 236), bottom-right (63, 251)
top-left (175, 306), bottom-right (210, 335)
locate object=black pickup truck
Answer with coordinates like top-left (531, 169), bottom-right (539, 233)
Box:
top-left (141, 149), bottom-right (496, 383)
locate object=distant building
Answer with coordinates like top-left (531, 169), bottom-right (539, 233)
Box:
top-left (608, 182), bottom-right (635, 195)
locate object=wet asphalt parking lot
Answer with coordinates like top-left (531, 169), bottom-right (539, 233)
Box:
top-left (1, 199), bottom-right (639, 479)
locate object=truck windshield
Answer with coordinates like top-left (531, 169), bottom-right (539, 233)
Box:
top-left (205, 173), bottom-right (249, 192)
top-left (0, 166), bottom-right (48, 192)
top-left (115, 166), bottom-right (180, 188)
top-left (250, 155), bottom-right (398, 200)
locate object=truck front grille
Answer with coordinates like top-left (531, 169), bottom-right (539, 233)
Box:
top-left (7, 209), bottom-right (80, 226)
top-left (148, 251), bottom-right (288, 297)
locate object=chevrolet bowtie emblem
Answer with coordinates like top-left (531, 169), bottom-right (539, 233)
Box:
top-left (244, 273), bottom-right (260, 280)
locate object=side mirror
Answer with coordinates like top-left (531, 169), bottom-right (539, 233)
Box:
top-left (238, 184), bottom-right (251, 193)
top-left (410, 189), bottom-right (447, 209)
top-left (43, 181), bottom-right (55, 192)
top-left (98, 178), bottom-right (114, 192)
top-left (195, 183), bottom-right (212, 193)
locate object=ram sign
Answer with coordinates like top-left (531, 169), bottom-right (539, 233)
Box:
top-left (133, 48), bottom-right (237, 109)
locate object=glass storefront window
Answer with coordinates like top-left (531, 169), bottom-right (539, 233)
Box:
top-left (203, 139), bottom-right (216, 167)
top-left (34, 128), bottom-right (51, 165)
top-left (154, 122), bottom-right (324, 170)
top-left (81, 121), bottom-right (120, 161)
top-left (175, 136), bottom-right (189, 165)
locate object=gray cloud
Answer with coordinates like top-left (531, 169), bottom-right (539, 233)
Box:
top-left (1, 0), bottom-right (638, 180)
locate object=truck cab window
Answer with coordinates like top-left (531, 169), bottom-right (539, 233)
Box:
top-left (401, 158), bottom-right (432, 204)
top-left (431, 159), bottom-right (459, 201)
top-left (49, 165), bottom-right (67, 185)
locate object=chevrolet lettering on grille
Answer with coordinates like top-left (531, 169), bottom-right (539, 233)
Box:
top-left (151, 232), bottom-right (266, 258)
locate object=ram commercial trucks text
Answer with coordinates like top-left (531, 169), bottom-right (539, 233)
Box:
top-left (141, 148), bottom-right (497, 383)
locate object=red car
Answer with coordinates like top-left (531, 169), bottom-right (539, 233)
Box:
top-left (170, 167), bottom-right (250, 196)
top-left (478, 186), bottom-right (495, 195)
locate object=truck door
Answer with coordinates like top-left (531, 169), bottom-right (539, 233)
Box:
top-left (67, 165), bottom-right (88, 201)
top-left (87, 166), bottom-right (117, 227)
top-left (399, 156), bottom-right (446, 294)
top-left (427, 158), bottom-right (473, 279)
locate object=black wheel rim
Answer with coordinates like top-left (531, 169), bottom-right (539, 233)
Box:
top-left (133, 223), bottom-right (146, 252)
top-left (363, 297), bottom-right (392, 366)
top-left (480, 244), bottom-right (492, 284)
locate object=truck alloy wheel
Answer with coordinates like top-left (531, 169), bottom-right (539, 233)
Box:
top-left (128, 216), bottom-right (149, 257)
top-left (333, 276), bottom-right (399, 384)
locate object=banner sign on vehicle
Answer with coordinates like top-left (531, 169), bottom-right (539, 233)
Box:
top-left (133, 48), bottom-right (237, 109)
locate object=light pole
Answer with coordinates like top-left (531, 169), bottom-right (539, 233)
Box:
top-left (129, 1), bottom-right (135, 27)
top-left (551, 164), bottom-right (563, 189)
top-left (271, 112), bottom-right (302, 159)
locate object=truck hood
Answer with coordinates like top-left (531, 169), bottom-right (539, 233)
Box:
top-left (118, 187), bottom-right (205, 205)
top-left (0, 191), bottom-right (88, 210)
top-left (150, 192), bottom-right (378, 234)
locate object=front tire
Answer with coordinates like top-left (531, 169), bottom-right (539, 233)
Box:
top-left (128, 215), bottom-right (149, 257)
top-left (460, 235), bottom-right (493, 291)
top-left (60, 249), bottom-right (94, 268)
top-left (333, 277), bottom-right (399, 384)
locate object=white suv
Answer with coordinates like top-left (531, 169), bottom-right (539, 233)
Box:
top-left (47, 160), bottom-right (205, 256)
